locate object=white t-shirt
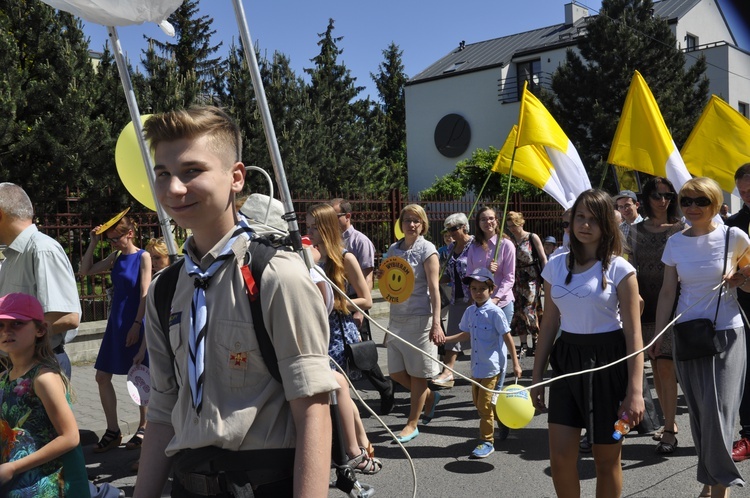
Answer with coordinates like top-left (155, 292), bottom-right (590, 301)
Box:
top-left (542, 252), bottom-right (635, 334)
top-left (662, 225), bottom-right (750, 330)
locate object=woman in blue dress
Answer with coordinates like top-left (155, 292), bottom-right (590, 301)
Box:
top-left (80, 214), bottom-right (151, 454)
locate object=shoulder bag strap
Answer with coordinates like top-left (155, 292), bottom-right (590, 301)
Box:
top-left (714, 227), bottom-right (731, 325)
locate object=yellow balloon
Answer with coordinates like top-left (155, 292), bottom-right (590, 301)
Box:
top-left (494, 384), bottom-right (534, 429)
top-left (115, 115), bottom-right (156, 211)
top-left (394, 218), bottom-right (404, 239)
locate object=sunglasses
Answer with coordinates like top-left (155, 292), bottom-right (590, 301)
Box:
top-left (447, 225), bottom-right (462, 232)
top-left (649, 192), bottom-right (675, 201)
top-left (106, 234), bottom-right (124, 244)
top-left (679, 196), bottom-right (712, 208)
top-left (561, 221), bottom-right (570, 229)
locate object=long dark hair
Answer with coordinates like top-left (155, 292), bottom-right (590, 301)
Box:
top-left (474, 206), bottom-right (496, 251)
top-left (641, 176), bottom-right (679, 221)
top-left (566, 189), bottom-right (622, 290)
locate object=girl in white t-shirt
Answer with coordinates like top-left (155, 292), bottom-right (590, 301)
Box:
top-left (531, 189), bottom-right (645, 498)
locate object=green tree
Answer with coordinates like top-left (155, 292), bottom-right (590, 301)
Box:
top-left (371, 42), bottom-right (408, 191)
top-left (223, 42), bottom-right (323, 195)
top-left (546, 0), bottom-right (709, 189)
top-left (420, 147), bottom-right (545, 201)
top-left (143, 0), bottom-right (222, 107)
top-left (304, 18), bottom-right (383, 193)
top-left (0, 0), bottom-right (111, 209)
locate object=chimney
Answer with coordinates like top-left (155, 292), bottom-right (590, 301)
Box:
top-left (565, 2), bottom-right (589, 25)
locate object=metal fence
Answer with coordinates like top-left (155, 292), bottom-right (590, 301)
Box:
top-left (33, 190), bottom-right (563, 322)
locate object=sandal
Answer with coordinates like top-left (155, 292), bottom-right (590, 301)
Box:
top-left (126, 427), bottom-right (145, 450)
top-left (653, 427), bottom-right (678, 441)
top-left (656, 430), bottom-right (678, 454)
top-left (94, 429), bottom-right (122, 453)
top-left (365, 442), bottom-right (376, 459)
top-left (348, 447), bottom-right (383, 475)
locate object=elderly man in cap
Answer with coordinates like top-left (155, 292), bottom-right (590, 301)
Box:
top-left (614, 190), bottom-right (643, 240)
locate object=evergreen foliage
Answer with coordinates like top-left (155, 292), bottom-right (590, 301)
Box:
top-left (0, 0), bottom-right (112, 208)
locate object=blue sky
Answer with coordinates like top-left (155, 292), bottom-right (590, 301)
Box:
top-left (81, 0), bottom-right (749, 101)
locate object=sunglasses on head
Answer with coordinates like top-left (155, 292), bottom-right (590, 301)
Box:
top-left (679, 196), bottom-right (712, 208)
top-left (649, 192), bottom-right (675, 201)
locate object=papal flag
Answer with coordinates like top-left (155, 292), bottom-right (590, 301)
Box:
top-left (608, 70), bottom-right (692, 191)
top-left (681, 95), bottom-right (750, 193)
top-left (497, 86), bottom-right (590, 209)
top-left (493, 125), bottom-right (589, 209)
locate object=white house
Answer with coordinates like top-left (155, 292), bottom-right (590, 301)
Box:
top-left (405, 0), bottom-right (750, 194)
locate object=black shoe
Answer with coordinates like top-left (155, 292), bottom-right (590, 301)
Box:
top-left (380, 391), bottom-right (395, 415)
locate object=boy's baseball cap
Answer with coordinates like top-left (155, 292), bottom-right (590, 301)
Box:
top-left (0, 293), bottom-right (45, 321)
top-left (462, 267), bottom-right (495, 285)
top-left (614, 190), bottom-right (637, 203)
top-left (544, 236), bottom-right (557, 244)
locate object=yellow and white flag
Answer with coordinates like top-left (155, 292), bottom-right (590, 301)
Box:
top-left (495, 87), bottom-right (590, 209)
top-left (608, 70), bottom-right (692, 191)
top-left (681, 95), bottom-right (750, 194)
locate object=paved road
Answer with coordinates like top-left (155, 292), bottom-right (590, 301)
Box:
top-left (74, 315), bottom-right (750, 497)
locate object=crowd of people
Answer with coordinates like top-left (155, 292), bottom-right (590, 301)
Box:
top-left (1, 106), bottom-right (750, 498)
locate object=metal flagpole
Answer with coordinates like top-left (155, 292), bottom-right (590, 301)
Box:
top-left (106, 25), bottom-right (180, 259)
top-left (230, 0), bottom-right (302, 252)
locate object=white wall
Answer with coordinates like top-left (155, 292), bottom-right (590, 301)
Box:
top-left (406, 68), bottom-right (516, 193)
top-left (674, 0), bottom-right (734, 49)
top-left (406, 46), bottom-right (574, 194)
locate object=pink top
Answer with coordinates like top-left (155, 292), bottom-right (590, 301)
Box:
top-left (466, 235), bottom-right (516, 308)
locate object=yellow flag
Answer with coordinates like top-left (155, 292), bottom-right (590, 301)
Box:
top-left (608, 70), bottom-right (691, 190)
top-left (494, 125), bottom-right (589, 209)
top-left (681, 95), bottom-right (750, 193)
top-left (516, 86), bottom-right (570, 152)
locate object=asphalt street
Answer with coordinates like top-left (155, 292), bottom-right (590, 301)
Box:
top-left (76, 314), bottom-right (750, 498)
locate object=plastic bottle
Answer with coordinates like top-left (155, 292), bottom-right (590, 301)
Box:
top-left (612, 413), bottom-right (631, 441)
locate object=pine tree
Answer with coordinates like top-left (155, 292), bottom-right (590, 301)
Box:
top-left (143, 0), bottom-right (223, 107)
top-left (546, 0), bottom-right (709, 189)
top-left (371, 42), bottom-right (408, 191)
top-left (0, 0), bottom-right (111, 209)
top-left (304, 18), bottom-right (382, 193)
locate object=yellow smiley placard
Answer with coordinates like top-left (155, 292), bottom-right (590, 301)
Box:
top-left (379, 256), bottom-right (415, 304)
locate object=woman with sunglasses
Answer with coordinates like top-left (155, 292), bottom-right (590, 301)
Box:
top-left (655, 177), bottom-right (750, 497)
top-left (432, 213), bottom-right (474, 388)
top-left (625, 177), bottom-right (684, 454)
top-left (80, 214), bottom-right (151, 455)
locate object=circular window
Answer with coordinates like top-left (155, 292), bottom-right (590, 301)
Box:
top-left (434, 114), bottom-right (471, 158)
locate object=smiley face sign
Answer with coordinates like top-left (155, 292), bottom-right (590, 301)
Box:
top-left (379, 256), bottom-right (415, 304)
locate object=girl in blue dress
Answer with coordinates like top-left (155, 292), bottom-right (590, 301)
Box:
top-left (80, 214), bottom-right (151, 454)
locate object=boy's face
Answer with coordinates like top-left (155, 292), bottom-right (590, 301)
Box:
top-left (469, 280), bottom-right (492, 304)
top-left (543, 242), bottom-right (555, 255)
top-left (153, 135), bottom-right (244, 241)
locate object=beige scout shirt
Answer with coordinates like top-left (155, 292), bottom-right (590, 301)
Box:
top-left (145, 231), bottom-right (338, 457)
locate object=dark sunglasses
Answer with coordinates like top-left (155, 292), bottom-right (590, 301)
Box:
top-left (447, 225), bottom-right (462, 232)
top-left (649, 192), bottom-right (675, 201)
top-left (561, 221), bottom-right (570, 229)
top-left (679, 196), bottom-right (712, 208)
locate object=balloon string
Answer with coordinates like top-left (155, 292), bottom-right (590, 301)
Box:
top-left (316, 266), bottom-right (727, 399)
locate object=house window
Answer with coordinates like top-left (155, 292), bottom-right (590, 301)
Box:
top-left (517, 59), bottom-right (541, 99)
top-left (686, 34), bottom-right (698, 51)
top-left (740, 102), bottom-right (749, 118)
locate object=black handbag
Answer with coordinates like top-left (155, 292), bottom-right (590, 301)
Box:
top-left (673, 227), bottom-right (730, 361)
top-left (337, 311), bottom-right (379, 371)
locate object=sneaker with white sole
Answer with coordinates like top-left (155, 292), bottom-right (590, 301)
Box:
top-left (470, 441), bottom-right (495, 459)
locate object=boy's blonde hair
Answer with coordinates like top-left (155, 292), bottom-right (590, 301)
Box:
top-left (144, 106), bottom-right (242, 169)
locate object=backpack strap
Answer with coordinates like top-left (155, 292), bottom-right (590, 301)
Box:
top-left (241, 238), bottom-right (282, 383)
top-left (152, 237), bottom-right (284, 386)
top-left (154, 258), bottom-right (185, 370)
